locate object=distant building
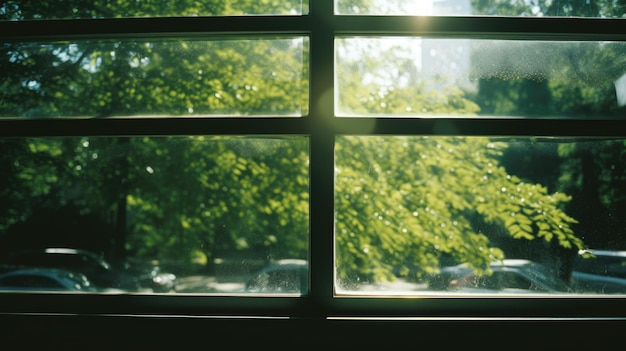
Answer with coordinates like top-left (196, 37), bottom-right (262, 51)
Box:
top-left (420, 0), bottom-right (474, 93)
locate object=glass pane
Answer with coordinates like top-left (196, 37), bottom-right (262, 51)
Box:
top-left (0, 136), bottom-right (310, 295)
top-left (336, 37), bottom-right (626, 119)
top-left (1, 1), bottom-right (307, 20)
top-left (1, 37), bottom-right (309, 118)
top-left (335, 136), bottom-right (626, 295)
top-left (335, 0), bottom-right (624, 18)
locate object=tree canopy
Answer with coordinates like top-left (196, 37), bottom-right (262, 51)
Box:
top-left (2, 0), bottom-right (625, 286)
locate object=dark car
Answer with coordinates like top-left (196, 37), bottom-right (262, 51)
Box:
top-left (0, 267), bottom-right (97, 292)
top-left (112, 259), bottom-right (177, 293)
top-left (428, 259), bottom-right (573, 294)
top-left (245, 259), bottom-right (308, 294)
top-left (1, 248), bottom-right (176, 293)
top-left (571, 249), bottom-right (626, 294)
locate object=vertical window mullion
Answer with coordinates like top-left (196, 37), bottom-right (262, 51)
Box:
top-left (309, 1), bottom-right (336, 303)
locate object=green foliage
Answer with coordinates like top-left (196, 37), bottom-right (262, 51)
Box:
top-left (335, 136), bottom-right (584, 285)
top-left (0, 0), bottom-right (306, 19)
top-left (471, 0), bottom-right (623, 17)
top-left (0, 0), bottom-right (601, 283)
top-left (2, 38), bottom-right (308, 118)
top-left (1, 136), bottom-right (309, 265)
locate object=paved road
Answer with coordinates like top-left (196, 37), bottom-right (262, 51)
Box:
top-left (174, 275), bottom-right (246, 293)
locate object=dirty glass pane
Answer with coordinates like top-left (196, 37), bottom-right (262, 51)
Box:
top-left (1, 37), bottom-right (308, 118)
top-left (0, 136), bottom-right (310, 295)
top-left (335, 0), bottom-right (624, 18)
top-left (334, 136), bottom-right (626, 295)
top-left (336, 37), bottom-right (626, 119)
top-left (1, 1), bottom-right (307, 20)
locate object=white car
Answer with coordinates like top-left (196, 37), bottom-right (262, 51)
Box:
top-left (245, 259), bottom-right (308, 294)
top-left (430, 259), bottom-right (573, 294)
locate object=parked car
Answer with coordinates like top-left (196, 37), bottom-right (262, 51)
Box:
top-left (428, 259), bottom-right (573, 294)
top-left (115, 259), bottom-right (177, 293)
top-left (245, 259), bottom-right (308, 294)
top-left (1, 248), bottom-right (176, 293)
top-left (0, 267), bottom-right (97, 292)
top-left (571, 249), bottom-right (626, 294)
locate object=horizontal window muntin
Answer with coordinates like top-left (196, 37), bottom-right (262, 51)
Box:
top-left (336, 37), bottom-right (626, 119)
top-left (335, 135), bottom-right (626, 297)
top-left (1, 36), bottom-right (309, 119)
top-left (2, 17), bottom-right (626, 41)
top-left (1, 118), bottom-right (626, 138)
top-left (336, 0), bottom-right (626, 18)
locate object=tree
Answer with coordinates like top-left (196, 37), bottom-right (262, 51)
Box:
top-left (334, 138), bottom-right (583, 285)
top-left (470, 0), bottom-right (626, 252)
top-left (1, 0), bottom-right (591, 284)
top-left (333, 35), bottom-right (587, 284)
top-left (0, 1), bottom-right (309, 266)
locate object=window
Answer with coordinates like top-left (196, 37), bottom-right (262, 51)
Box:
top-left (2, 1), bottom-right (626, 329)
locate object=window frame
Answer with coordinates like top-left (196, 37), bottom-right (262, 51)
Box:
top-left (2, 2), bottom-right (626, 322)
